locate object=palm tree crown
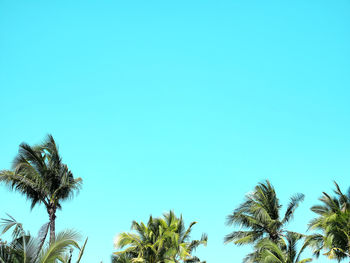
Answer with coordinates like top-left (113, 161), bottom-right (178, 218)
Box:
top-left (113, 211), bottom-right (207, 263)
top-left (225, 180), bottom-right (304, 262)
top-left (307, 182), bottom-right (350, 261)
top-left (0, 135), bottom-right (82, 244)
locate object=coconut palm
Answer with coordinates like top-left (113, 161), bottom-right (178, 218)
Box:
top-left (224, 180), bottom-right (304, 262)
top-left (0, 214), bottom-right (39, 263)
top-left (158, 211), bottom-right (207, 263)
top-left (113, 211), bottom-right (207, 263)
top-left (307, 181), bottom-right (350, 261)
top-left (0, 214), bottom-right (87, 263)
top-left (256, 232), bottom-right (312, 263)
top-left (0, 135), bottom-right (82, 244)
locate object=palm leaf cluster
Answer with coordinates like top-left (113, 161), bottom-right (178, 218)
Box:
top-left (225, 180), bottom-right (304, 245)
top-left (2, 135), bottom-right (350, 263)
top-left (0, 214), bottom-right (87, 263)
top-left (254, 232), bottom-right (312, 263)
top-left (113, 211), bottom-right (207, 263)
top-left (225, 180), bottom-right (309, 263)
top-left (306, 182), bottom-right (350, 261)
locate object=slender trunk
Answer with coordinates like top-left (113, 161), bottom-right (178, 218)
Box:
top-left (48, 206), bottom-right (56, 244)
top-left (33, 222), bottom-right (49, 262)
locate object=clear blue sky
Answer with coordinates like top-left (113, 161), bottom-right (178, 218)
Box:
top-left (1, 0), bottom-right (350, 262)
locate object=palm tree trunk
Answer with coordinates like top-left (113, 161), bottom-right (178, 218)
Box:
top-left (48, 207), bottom-right (56, 244)
top-left (34, 223), bottom-right (49, 262)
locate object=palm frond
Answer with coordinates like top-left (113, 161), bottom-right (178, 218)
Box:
top-left (76, 237), bottom-right (88, 263)
top-left (282, 193), bottom-right (304, 224)
top-left (39, 229), bottom-right (80, 263)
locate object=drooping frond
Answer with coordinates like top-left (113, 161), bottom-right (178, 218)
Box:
top-left (38, 229), bottom-right (80, 263)
top-left (115, 232), bottom-right (143, 249)
top-left (0, 169), bottom-right (46, 209)
top-left (282, 193), bottom-right (305, 224)
top-left (224, 230), bottom-right (263, 245)
top-left (255, 233), bottom-right (312, 263)
top-left (0, 214), bottom-right (25, 240)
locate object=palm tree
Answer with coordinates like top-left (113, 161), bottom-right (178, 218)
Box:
top-left (0, 214), bottom-right (87, 263)
top-left (0, 135), bottom-right (82, 244)
top-left (113, 211), bottom-right (207, 263)
top-left (114, 217), bottom-right (160, 263)
top-left (158, 211), bottom-right (207, 263)
top-left (224, 180), bottom-right (304, 262)
top-left (307, 181), bottom-right (350, 261)
top-left (256, 232), bottom-right (312, 263)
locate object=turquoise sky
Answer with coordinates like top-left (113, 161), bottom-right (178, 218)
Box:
top-left (1, 0), bottom-right (350, 262)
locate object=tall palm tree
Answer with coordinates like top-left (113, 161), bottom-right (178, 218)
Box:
top-left (113, 211), bottom-right (207, 263)
top-left (0, 135), bottom-right (82, 244)
top-left (256, 232), bottom-right (312, 263)
top-left (307, 181), bottom-right (350, 261)
top-left (224, 180), bottom-right (304, 262)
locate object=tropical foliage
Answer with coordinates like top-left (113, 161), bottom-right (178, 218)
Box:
top-left (225, 180), bottom-right (306, 262)
top-left (306, 182), bottom-right (350, 261)
top-left (113, 211), bottom-right (207, 263)
top-left (254, 232), bottom-right (312, 263)
top-left (224, 180), bottom-right (304, 243)
top-left (0, 214), bottom-right (87, 263)
top-left (0, 135), bottom-right (82, 244)
top-left (1, 134), bottom-right (350, 263)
